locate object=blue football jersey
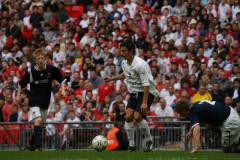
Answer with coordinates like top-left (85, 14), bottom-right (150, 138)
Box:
top-left (189, 100), bottom-right (231, 127)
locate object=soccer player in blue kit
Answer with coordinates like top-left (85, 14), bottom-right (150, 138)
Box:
top-left (175, 100), bottom-right (240, 153)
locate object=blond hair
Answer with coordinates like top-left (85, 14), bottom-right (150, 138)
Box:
top-left (33, 48), bottom-right (46, 60)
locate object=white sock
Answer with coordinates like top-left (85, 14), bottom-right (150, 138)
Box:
top-left (125, 121), bottom-right (135, 147)
top-left (138, 119), bottom-right (152, 142)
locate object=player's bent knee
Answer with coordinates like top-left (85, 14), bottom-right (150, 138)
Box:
top-left (134, 112), bottom-right (142, 123)
top-left (125, 108), bottom-right (134, 122)
top-left (125, 115), bottom-right (133, 123)
top-left (134, 117), bottom-right (142, 123)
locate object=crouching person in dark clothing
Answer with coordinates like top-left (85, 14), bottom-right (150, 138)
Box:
top-left (106, 122), bottom-right (128, 151)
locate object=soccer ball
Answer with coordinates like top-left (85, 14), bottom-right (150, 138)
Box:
top-left (92, 135), bottom-right (108, 151)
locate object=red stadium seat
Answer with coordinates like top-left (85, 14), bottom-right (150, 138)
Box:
top-left (65, 6), bottom-right (72, 13)
top-left (72, 5), bottom-right (84, 13)
top-left (69, 11), bottom-right (79, 20)
top-left (70, 5), bottom-right (84, 20)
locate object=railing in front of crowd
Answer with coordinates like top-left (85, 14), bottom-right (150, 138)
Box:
top-left (0, 118), bottom-right (222, 151)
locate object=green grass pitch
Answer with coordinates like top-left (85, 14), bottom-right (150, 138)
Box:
top-left (0, 151), bottom-right (239, 160)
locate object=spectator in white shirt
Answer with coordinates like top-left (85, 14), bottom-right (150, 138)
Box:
top-left (79, 13), bottom-right (89, 31)
top-left (116, 0), bottom-right (124, 14)
top-left (23, 9), bottom-right (32, 29)
top-left (61, 109), bottom-right (81, 149)
top-left (54, 104), bottom-right (64, 122)
top-left (232, 1), bottom-right (240, 21)
top-left (159, 8), bottom-right (170, 32)
top-left (124, 0), bottom-right (137, 18)
top-left (164, 85), bottom-right (176, 107)
top-left (160, 80), bottom-right (170, 98)
top-left (218, 0), bottom-right (231, 21)
top-left (80, 29), bottom-right (96, 48)
top-left (206, 1), bottom-right (217, 17)
top-left (173, 0), bottom-right (187, 16)
top-left (161, 0), bottom-right (173, 15)
top-left (104, 0), bottom-right (113, 13)
top-left (53, 44), bottom-right (65, 67)
top-left (203, 41), bottom-right (213, 59)
top-left (208, 51), bottom-right (219, 68)
top-left (0, 30), bottom-right (6, 50)
top-left (150, 97), bottom-right (160, 113)
top-left (1, 47), bottom-right (12, 62)
top-left (113, 13), bottom-right (122, 27)
top-left (46, 111), bottom-right (56, 149)
top-left (87, 5), bottom-right (96, 18)
top-left (154, 98), bottom-right (174, 118)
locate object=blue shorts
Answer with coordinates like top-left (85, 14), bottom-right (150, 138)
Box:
top-left (127, 92), bottom-right (155, 118)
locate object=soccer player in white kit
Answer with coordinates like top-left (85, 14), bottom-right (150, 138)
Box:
top-left (104, 40), bottom-right (159, 152)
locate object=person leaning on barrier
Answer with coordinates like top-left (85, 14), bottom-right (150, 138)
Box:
top-left (175, 100), bottom-right (240, 153)
top-left (106, 122), bottom-right (128, 151)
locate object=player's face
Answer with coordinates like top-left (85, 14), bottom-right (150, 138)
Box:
top-left (35, 55), bottom-right (46, 69)
top-left (121, 46), bottom-right (131, 59)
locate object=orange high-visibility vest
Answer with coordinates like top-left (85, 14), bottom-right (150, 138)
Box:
top-left (106, 127), bottom-right (119, 151)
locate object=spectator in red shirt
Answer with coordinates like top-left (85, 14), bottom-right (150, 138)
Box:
top-left (0, 96), bottom-right (4, 122)
top-left (2, 94), bottom-right (15, 122)
top-left (98, 81), bottom-right (113, 105)
top-left (180, 79), bottom-right (196, 97)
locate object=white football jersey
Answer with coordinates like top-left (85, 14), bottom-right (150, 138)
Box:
top-left (121, 56), bottom-right (160, 97)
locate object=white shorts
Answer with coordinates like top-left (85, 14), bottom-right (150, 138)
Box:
top-left (221, 107), bottom-right (240, 147)
top-left (29, 106), bottom-right (48, 122)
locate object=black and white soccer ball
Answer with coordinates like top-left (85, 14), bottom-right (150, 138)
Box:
top-left (91, 135), bottom-right (108, 152)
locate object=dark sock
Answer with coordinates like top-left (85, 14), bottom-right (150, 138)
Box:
top-left (30, 134), bottom-right (35, 146)
top-left (34, 126), bottom-right (42, 148)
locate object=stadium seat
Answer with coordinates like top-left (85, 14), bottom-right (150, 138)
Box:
top-left (70, 5), bottom-right (84, 20)
top-left (93, 0), bottom-right (98, 6)
top-left (65, 6), bottom-right (72, 13)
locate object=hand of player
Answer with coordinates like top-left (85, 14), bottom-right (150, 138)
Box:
top-left (104, 76), bottom-right (112, 82)
top-left (141, 103), bottom-right (148, 115)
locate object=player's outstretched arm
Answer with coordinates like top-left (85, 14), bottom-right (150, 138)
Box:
top-left (104, 73), bottom-right (125, 82)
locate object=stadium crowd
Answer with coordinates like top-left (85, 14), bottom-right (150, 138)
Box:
top-left (0, 0), bottom-right (240, 128)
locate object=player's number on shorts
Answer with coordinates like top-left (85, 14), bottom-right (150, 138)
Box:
top-left (199, 100), bottom-right (216, 106)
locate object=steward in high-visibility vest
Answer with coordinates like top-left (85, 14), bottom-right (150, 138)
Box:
top-left (106, 127), bottom-right (119, 151)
